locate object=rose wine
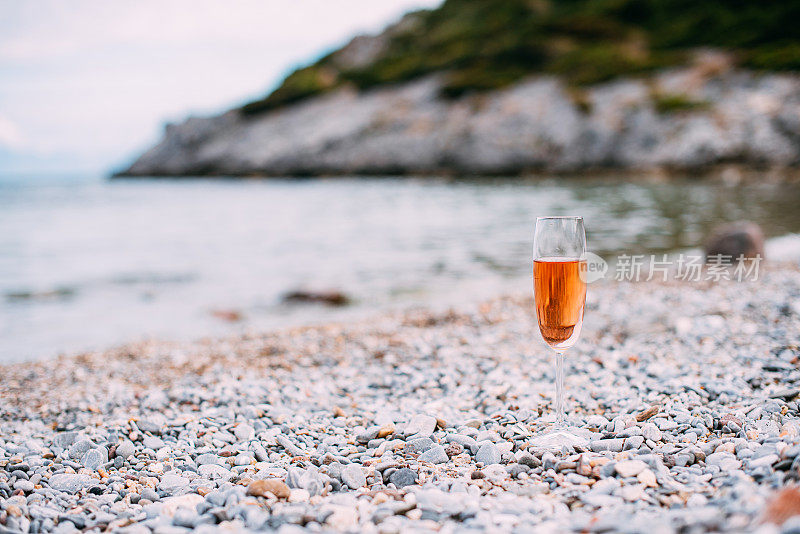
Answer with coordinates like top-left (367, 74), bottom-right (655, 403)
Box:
top-left (534, 258), bottom-right (586, 351)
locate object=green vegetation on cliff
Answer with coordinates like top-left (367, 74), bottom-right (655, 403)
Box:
top-left (241, 0), bottom-right (800, 115)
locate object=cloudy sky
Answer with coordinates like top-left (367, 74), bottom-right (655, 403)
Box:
top-left (0, 0), bottom-right (441, 174)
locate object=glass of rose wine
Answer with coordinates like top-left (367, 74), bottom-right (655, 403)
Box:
top-left (531, 216), bottom-right (588, 448)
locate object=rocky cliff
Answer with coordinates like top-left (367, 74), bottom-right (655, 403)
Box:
top-left (118, 0), bottom-right (800, 176)
top-left (119, 60), bottom-right (800, 176)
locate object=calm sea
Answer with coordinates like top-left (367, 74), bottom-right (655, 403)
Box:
top-left (2, 174), bottom-right (800, 362)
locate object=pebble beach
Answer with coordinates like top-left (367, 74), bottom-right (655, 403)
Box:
top-left (2, 264), bottom-right (800, 533)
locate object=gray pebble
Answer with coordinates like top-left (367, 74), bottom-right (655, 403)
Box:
top-left (418, 444), bottom-right (448, 464)
top-left (405, 437), bottom-right (433, 454)
top-left (140, 488), bottom-right (160, 502)
top-left (115, 440), bottom-right (135, 459)
top-left (52, 432), bottom-right (78, 449)
top-left (475, 442), bottom-right (501, 465)
top-left (80, 447), bottom-right (108, 471)
top-left (158, 473), bottom-right (189, 493)
top-left (341, 464), bottom-right (366, 489)
top-left (446, 433), bottom-right (479, 454)
top-left (195, 453), bottom-right (222, 466)
top-left (142, 436), bottom-right (165, 450)
top-left (13, 479), bottom-right (34, 492)
top-left (624, 436), bottom-right (644, 450)
top-left (233, 424), bottom-right (255, 442)
top-left (47, 474), bottom-right (93, 494)
top-left (172, 507), bottom-right (198, 528)
top-left (68, 439), bottom-right (93, 460)
top-left (642, 423), bottom-right (662, 442)
top-left (389, 468), bottom-right (418, 488)
top-left (404, 414), bottom-right (437, 438)
top-left (590, 439), bottom-right (625, 453)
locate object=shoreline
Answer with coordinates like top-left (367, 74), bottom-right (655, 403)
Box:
top-left (2, 264), bottom-right (800, 531)
top-left (7, 232), bottom-right (800, 365)
top-left (111, 164), bottom-right (800, 184)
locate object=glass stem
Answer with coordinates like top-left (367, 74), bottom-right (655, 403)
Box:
top-left (555, 351), bottom-right (566, 428)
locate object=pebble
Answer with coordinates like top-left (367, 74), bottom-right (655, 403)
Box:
top-left (341, 465), bottom-right (367, 489)
top-left (615, 460), bottom-right (648, 478)
top-left (642, 423), bottom-right (662, 442)
top-left (68, 439), bottom-right (93, 460)
top-left (53, 432), bottom-right (78, 449)
top-left (233, 424), bottom-right (255, 442)
top-left (277, 434), bottom-right (306, 457)
top-left (636, 405), bottom-right (660, 422)
top-left (197, 464), bottom-right (233, 480)
top-left (142, 436), bottom-right (165, 450)
top-left (234, 453), bottom-right (252, 466)
top-left (158, 473), bottom-right (189, 493)
top-left (13, 479), bottom-right (34, 492)
top-left (0, 266), bottom-right (798, 533)
top-left (590, 438), bottom-right (625, 453)
top-left (706, 452), bottom-right (742, 470)
top-left (115, 440), bottom-right (135, 459)
top-left (389, 468), bottom-right (417, 488)
top-left (687, 494), bottom-right (708, 507)
top-left (80, 447), bottom-right (108, 471)
top-left (418, 444), bottom-right (448, 464)
top-left (751, 454), bottom-right (780, 468)
top-left (195, 453), bottom-right (221, 466)
top-left (47, 474), bottom-right (92, 494)
top-left (517, 451), bottom-right (541, 468)
top-left (637, 469), bottom-right (657, 487)
top-left (475, 442), bottom-right (501, 465)
top-left (405, 437), bottom-right (433, 454)
top-left (247, 479), bottom-right (290, 499)
top-left (140, 488), bottom-right (160, 502)
top-left (447, 433), bottom-right (479, 454)
top-left (624, 435), bottom-right (644, 450)
top-left (620, 484), bottom-right (645, 501)
top-left (172, 507), bottom-right (198, 528)
top-left (404, 414), bottom-right (437, 438)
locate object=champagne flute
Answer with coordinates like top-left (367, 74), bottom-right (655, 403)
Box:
top-left (531, 216), bottom-right (587, 448)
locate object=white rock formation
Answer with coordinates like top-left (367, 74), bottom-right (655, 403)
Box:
top-left (120, 68), bottom-right (800, 176)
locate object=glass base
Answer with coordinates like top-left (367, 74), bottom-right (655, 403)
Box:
top-left (530, 424), bottom-right (589, 450)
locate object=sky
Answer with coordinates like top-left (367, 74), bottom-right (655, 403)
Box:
top-left (0, 0), bottom-right (441, 175)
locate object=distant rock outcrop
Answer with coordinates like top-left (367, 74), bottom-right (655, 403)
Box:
top-left (118, 61), bottom-right (800, 177)
top-left (118, 0), bottom-right (800, 177)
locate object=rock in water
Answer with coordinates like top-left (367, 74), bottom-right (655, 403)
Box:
top-left (704, 221), bottom-right (765, 261)
top-left (282, 290), bottom-right (350, 306)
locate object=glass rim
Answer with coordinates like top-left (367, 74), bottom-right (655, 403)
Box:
top-left (536, 216), bottom-right (583, 221)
